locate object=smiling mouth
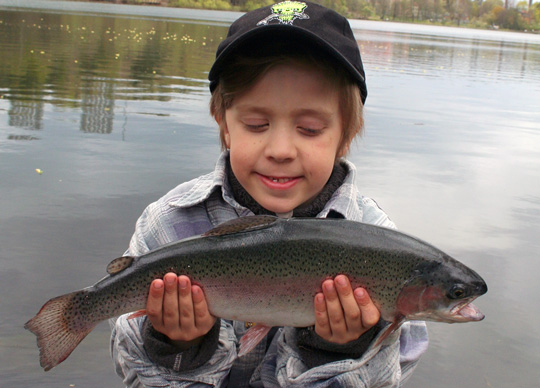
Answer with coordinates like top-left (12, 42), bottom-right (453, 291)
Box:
top-left (259, 174), bottom-right (300, 189)
top-left (268, 177), bottom-right (294, 183)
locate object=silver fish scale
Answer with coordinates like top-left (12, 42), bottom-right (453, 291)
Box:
top-left (71, 217), bottom-right (463, 324)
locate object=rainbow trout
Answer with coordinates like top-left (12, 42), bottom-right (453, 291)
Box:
top-left (25, 215), bottom-right (487, 371)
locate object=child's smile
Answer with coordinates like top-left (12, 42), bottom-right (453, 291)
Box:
top-left (223, 62), bottom-right (344, 214)
top-left (258, 174), bottom-right (301, 192)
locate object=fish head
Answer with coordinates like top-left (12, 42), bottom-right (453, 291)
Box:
top-left (396, 257), bottom-right (488, 323)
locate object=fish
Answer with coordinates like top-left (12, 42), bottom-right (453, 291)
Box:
top-left (25, 215), bottom-right (487, 371)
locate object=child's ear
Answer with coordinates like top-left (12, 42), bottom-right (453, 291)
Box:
top-left (224, 130), bottom-right (231, 149)
top-left (214, 113), bottom-right (222, 126)
top-left (215, 115), bottom-right (231, 149)
top-left (337, 143), bottom-right (350, 159)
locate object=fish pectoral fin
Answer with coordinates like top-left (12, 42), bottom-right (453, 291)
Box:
top-left (238, 324), bottom-right (272, 357)
top-left (127, 309), bottom-right (147, 320)
top-left (204, 215), bottom-right (278, 237)
top-left (374, 316), bottom-right (406, 348)
top-left (106, 256), bottom-right (135, 275)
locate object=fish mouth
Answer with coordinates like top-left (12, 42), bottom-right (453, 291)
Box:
top-left (449, 297), bottom-right (485, 322)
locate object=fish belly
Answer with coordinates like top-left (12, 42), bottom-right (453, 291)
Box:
top-left (202, 277), bottom-right (317, 327)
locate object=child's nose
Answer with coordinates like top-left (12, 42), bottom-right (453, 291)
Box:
top-left (264, 128), bottom-right (297, 162)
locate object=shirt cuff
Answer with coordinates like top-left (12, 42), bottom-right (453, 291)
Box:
top-left (295, 320), bottom-right (384, 369)
top-left (142, 318), bottom-right (221, 372)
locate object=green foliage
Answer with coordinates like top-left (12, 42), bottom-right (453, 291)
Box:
top-left (169, 0), bottom-right (233, 10)
top-left (483, 5), bottom-right (526, 29)
top-left (119, 0), bottom-right (540, 31)
top-left (244, 0), bottom-right (275, 11)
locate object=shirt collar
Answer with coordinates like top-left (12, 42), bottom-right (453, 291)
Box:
top-left (318, 158), bottom-right (364, 221)
top-left (169, 151), bottom-right (363, 220)
top-left (168, 151), bottom-right (236, 209)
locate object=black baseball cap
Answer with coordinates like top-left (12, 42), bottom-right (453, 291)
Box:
top-left (208, 1), bottom-right (368, 104)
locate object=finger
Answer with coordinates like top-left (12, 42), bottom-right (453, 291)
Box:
top-left (192, 285), bottom-right (215, 329)
top-left (322, 279), bottom-right (347, 336)
top-left (162, 273), bottom-right (180, 329)
top-left (178, 275), bottom-right (195, 331)
top-left (314, 292), bottom-right (331, 339)
top-left (354, 288), bottom-right (380, 328)
top-left (146, 279), bottom-right (165, 326)
top-left (335, 275), bottom-right (362, 329)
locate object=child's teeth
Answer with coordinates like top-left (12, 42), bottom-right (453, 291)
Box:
top-left (270, 177), bottom-right (290, 183)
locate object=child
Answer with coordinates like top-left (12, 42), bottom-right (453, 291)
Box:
top-left (111, 2), bottom-right (428, 386)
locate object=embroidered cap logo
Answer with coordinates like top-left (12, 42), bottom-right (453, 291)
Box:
top-left (257, 1), bottom-right (309, 26)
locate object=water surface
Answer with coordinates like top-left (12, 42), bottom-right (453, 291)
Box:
top-left (1, 2), bottom-right (539, 387)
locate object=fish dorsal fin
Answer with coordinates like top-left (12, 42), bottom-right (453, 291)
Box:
top-left (204, 215), bottom-right (278, 237)
top-left (106, 256), bottom-right (135, 275)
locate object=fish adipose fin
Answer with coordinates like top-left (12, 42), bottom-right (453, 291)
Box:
top-left (204, 215), bottom-right (278, 237)
top-left (24, 291), bottom-right (97, 371)
top-left (238, 324), bottom-right (272, 357)
top-left (106, 256), bottom-right (135, 275)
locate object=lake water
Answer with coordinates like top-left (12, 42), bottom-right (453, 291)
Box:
top-left (1, 1), bottom-right (539, 387)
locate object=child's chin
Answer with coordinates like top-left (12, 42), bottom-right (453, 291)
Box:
top-left (261, 203), bottom-right (296, 216)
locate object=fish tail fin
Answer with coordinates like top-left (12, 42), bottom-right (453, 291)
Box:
top-left (24, 290), bottom-right (97, 371)
top-left (238, 324), bottom-right (271, 357)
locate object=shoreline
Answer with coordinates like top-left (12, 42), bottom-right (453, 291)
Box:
top-left (67, 0), bottom-right (540, 35)
top-left (1, 0), bottom-right (539, 42)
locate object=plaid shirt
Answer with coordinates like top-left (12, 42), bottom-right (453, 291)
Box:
top-left (110, 151), bottom-right (428, 387)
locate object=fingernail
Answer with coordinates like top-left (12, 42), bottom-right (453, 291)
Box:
top-left (179, 278), bottom-right (188, 289)
top-left (165, 275), bottom-right (175, 285)
top-left (153, 281), bottom-right (163, 289)
top-left (335, 276), bottom-right (347, 287)
top-left (355, 288), bottom-right (366, 298)
top-left (324, 281), bottom-right (334, 292)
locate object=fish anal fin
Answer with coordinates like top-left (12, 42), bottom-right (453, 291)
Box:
top-left (238, 324), bottom-right (272, 357)
top-left (106, 256), bottom-right (135, 275)
top-left (204, 216), bottom-right (278, 237)
top-left (374, 316), bottom-right (406, 347)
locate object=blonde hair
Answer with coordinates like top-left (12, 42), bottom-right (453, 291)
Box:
top-left (209, 43), bottom-right (364, 156)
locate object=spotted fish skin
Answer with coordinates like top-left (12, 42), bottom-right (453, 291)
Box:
top-left (25, 215), bottom-right (487, 371)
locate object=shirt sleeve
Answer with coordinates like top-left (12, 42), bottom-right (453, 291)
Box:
top-left (110, 314), bottom-right (238, 387)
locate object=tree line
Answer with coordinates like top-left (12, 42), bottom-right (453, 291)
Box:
top-left (114, 0), bottom-right (540, 31)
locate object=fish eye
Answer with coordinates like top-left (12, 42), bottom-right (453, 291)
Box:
top-left (448, 285), bottom-right (467, 299)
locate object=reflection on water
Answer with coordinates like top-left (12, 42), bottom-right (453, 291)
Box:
top-left (0, 9), bottom-right (220, 137)
top-left (361, 34), bottom-right (540, 84)
top-left (1, 9), bottom-right (538, 139)
top-left (0, 3), bottom-right (539, 388)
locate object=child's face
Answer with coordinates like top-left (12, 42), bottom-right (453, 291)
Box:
top-left (223, 63), bottom-right (345, 214)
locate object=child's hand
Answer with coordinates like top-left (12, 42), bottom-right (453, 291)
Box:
top-left (314, 275), bottom-right (380, 344)
top-left (146, 273), bottom-right (216, 349)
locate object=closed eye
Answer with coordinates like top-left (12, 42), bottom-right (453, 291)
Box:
top-left (299, 127), bottom-right (323, 136)
top-left (245, 124), bottom-right (268, 132)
